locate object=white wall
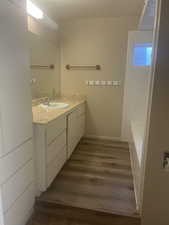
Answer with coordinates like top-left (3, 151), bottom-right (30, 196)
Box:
top-left (60, 17), bottom-right (138, 138)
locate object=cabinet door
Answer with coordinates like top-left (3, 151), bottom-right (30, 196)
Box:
top-left (67, 106), bottom-right (85, 159)
top-left (47, 146), bottom-right (67, 188)
top-left (77, 114), bottom-right (85, 142)
top-left (67, 111), bottom-right (78, 158)
top-left (0, 0), bottom-right (33, 156)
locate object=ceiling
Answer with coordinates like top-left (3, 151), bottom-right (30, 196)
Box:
top-left (34, 0), bottom-right (144, 22)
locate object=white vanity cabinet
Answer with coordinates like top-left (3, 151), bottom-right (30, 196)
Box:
top-left (34, 102), bottom-right (86, 194)
top-left (67, 104), bottom-right (85, 158)
top-left (34, 116), bottom-right (67, 194)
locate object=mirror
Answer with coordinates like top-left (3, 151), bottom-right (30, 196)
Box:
top-left (28, 32), bottom-right (60, 99)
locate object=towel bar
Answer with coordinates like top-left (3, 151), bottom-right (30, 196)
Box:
top-left (65, 65), bottom-right (101, 70)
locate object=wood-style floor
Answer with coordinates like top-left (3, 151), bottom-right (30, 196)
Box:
top-left (29, 138), bottom-right (140, 225)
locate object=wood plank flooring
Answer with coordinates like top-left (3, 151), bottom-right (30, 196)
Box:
top-left (29, 138), bottom-right (140, 225)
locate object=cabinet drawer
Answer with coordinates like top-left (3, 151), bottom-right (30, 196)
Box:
top-left (4, 183), bottom-right (35, 225)
top-left (2, 160), bottom-right (34, 212)
top-left (47, 131), bottom-right (66, 165)
top-left (76, 104), bottom-right (85, 116)
top-left (47, 146), bottom-right (66, 187)
top-left (0, 139), bottom-right (33, 185)
top-left (47, 116), bottom-right (66, 145)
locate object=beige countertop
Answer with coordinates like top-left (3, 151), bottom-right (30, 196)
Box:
top-left (32, 97), bottom-right (86, 125)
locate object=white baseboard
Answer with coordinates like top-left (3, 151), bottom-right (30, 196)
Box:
top-left (84, 135), bottom-right (121, 142)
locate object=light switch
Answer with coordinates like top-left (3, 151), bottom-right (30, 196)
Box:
top-left (95, 80), bottom-right (100, 85)
top-left (100, 81), bottom-right (106, 86)
top-left (89, 80), bottom-right (94, 86)
top-left (107, 81), bottom-right (113, 86)
top-left (113, 81), bottom-right (121, 86)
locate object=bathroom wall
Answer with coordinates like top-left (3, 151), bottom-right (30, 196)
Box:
top-left (60, 17), bottom-right (138, 138)
top-left (28, 17), bottom-right (61, 99)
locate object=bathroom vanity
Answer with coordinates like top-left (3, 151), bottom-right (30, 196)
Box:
top-left (32, 99), bottom-right (85, 194)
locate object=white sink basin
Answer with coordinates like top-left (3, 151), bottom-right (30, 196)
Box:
top-left (40, 102), bottom-right (69, 109)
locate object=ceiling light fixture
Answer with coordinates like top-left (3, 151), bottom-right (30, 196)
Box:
top-left (27, 0), bottom-right (44, 19)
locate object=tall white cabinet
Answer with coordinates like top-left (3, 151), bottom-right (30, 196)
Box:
top-left (0, 1), bottom-right (35, 225)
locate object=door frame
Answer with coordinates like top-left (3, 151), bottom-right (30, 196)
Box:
top-left (0, 190), bottom-right (4, 225)
top-left (140, 0), bottom-right (169, 220)
top-left (139, 0), bottom-right (161, 211)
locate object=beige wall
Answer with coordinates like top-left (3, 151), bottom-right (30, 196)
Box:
top-left (28, 17), bottom-right (61, 99)
top-left (60, 17), bottom-right (138, 138)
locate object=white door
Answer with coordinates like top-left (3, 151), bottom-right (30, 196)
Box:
top-left (122, 31), bottom-right (153, 144)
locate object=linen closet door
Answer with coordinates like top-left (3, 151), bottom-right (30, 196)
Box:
top-left (0, 1), bottom-right (35, 225)
top-left (0, 0), bottom-right (33, 156)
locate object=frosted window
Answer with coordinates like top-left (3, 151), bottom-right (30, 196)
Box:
top-left (133, 44), bottom-right (153, 66)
